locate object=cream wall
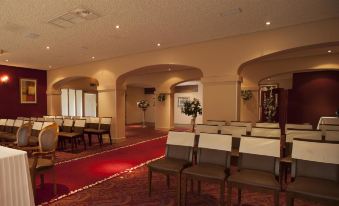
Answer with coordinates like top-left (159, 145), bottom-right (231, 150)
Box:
top-left (125, 87), bottom-right (155, 124)
top-left (47, 18), bottom-right (339, 140)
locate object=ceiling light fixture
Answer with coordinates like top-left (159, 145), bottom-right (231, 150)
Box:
top-left (115, 25), bottom-right (120, 29)
top-left (265, 21), bottom-right (271, 26)
top-left (48, 65), bottom-right (52, 69)
top-left (46, 46), bottom-right (51, 50)
top-left (168, 68), bottom-right (171, 71)
top-left (328, 50), bottom-right (332, 53)
top-left (91, 56), bottom-right (95, 59)
top-left (5, 59), bottom-right (8, 62)
top-left (157, 43), bottom-right (161, 47)
top-left (0, 75), bottom-right (9, 83)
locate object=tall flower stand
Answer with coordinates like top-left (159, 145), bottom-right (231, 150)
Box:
top-left (142, 109), bottom-right (147, 128)
top-left (191, 117), bottom-right (196, 132)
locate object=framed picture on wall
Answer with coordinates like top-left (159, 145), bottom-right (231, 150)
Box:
top-left (20, 79), bottom-right (37, 104)
top-left (178, 97), bottom-right (189, 107)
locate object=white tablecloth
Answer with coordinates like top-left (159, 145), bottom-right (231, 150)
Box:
top-left (0, 146), bottom-right (35, 206)
top-left (317, 116), bottom-right (339, 129)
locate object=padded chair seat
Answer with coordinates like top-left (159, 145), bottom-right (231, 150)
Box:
top-left (148, 158), bottom-right (190, 173)
top-left (287, 177), bottom-right (339, 201)
top-left (59, 132), bottom-right (81, 138)
top-left (183, 163), bottom-right (227, 180)
top-left (29, 158), bottom-right (54, 171)
top-left (228, 169), bottom-right (280, 190)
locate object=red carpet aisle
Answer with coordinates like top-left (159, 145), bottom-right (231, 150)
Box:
top-left (36, 136), bottom-right (167, 205)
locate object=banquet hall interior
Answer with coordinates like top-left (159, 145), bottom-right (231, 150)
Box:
top-left (0, 1), bottom-right (339, 206)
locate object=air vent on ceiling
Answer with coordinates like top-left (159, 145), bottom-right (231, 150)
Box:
top-left (48, 7), bottom-right (100, 28)
top-left (220, 7), bottom-right (242, 17)
top-left (25, 33), bottom-right (40, 39)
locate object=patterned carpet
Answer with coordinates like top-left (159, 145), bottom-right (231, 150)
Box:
top-left (40, 125), bottom-right (324, 206)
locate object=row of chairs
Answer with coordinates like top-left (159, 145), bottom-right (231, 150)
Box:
top-left (148, 131), bottom-right (339, 206)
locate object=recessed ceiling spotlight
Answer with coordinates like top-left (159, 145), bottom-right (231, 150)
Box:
top-left (157, 43), bottom-right (161, 47)
top-left (168, 68), bottom-right (171, 71)
top-left (91, 56), bottom-right (95, 59)
top-left (328, 50), bottom-right (332, 53)
top-left (115, 25), bottom-right (120, 29)
top-left (48, 65), bottom-right (52, 68)
top-left (5, 59), bottom-right (9, 62)
top-left (265, 21), bottom-right (271, 26)
top-left (46, 46), bottom-right (50, 50)
top-left (267, 78), bottom-right (271, 81)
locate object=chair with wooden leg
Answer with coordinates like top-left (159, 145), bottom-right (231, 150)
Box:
top-left (28, 123), bottom-right (59, 197)
top-left (286, 140), bottom-right (339, 206)
top-left (227, 136), bottom-right (281, 206)
top-left (147, 131), bottom-right (195, 206)
top-left (182, 133), bottom-right (232, 206)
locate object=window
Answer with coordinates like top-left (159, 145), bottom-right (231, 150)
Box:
top-left (61, 89), bottom-right (95, 117)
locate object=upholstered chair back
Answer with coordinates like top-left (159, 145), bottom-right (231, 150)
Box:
top-left (62, 119), bottom-right (74, 132)
top-left (291, 140), bottom-right (339, 182)
top-left (38, 123), bottom-right (59, 153)
top-left (220, 125), bottom-right (247, 150)
top-left (195, 124), bottom-right (219, 135)
top-left (285, 129), bottom-right (322, 155)
top-left (17, 124), bottom-right (32, 147)
top-left (320, 124), bottom-right (339, 136)
top-left (30, 117), bottom-right (37, 121)
top-left (73, 119), bottom-right (86, 133)
top-left (255, 122), bottom-right (280, 128)
top-left (99, 117), bottom-right (112, 131)
top-left (5, 119), bottom-right (15, 133)
top-left (230, 121), bottom-right (252, 133)
top-left (197, 133), bottom-right (232, 167)
top-left (285, 123), bottom-right (312, 131)
top-left (0, 119), bottom-right (7, 131)
top-left (31, 122), bottom-right (43, 137)
top-left (37, 117), bottom-right (45, 122)
top-left (239, 137), bottom-right (280, 175)
top-left (54, 118), bottom-right (63, 127)
top-left (86, 117), bottom-right (100, 129)
top-left (325, 130), bottom-right (339, 142)
top-left (17, 117), bottom-right (25, 120)
top-left (251, 127), bottom-right (281, 138)
top-left (12, 119), bottom-right (24, 134)
top-left (165, 131), bottom-right (195, 162)
top-left (42, 122), bottom-right (54, 129)
top-left (206, 120), bottom-right (227, 126)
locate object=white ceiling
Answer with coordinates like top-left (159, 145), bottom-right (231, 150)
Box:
top-left (0, 0), bottom-right (339, 70)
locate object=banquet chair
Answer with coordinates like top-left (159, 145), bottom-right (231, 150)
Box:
top-left (227, 137), bottom-right (281, 206)
top-left (7, 123), bottom-right (32, 149)
top-left (28, 123), bottom-right (59, 197)
top-left (0, 119), bottom-right (15, 142)
top-left (220, 125), bottom-right (247, 157)
top-left (0, 119), bottom-right (24, 142)
top-left (147, 131), bottom-right (195, 206)
top-left (0, 119), bottom-right (7, 132)
top-left (230, 121), bottom-right (252, 134)
top-left (59, 119), bottom-right (86, 151)
top-left (84, 117), bottom-right (100, 146)
top-left (285, 123), bottom-right (312, 132)
top-left (84, 117), bottom-right (112, 146)
top-left (182, 133), bottom-right (232, 206)
top-left (251, 127), bottom-right (281, 138)
top-left (281, 130), bottom-right (322, 183)
top-left (286, 140), bottom-right (339, 206)
top-left (320, 124), bottom-right (339, 136)
top-left (206, 120), bottom-right (227, 126)
top-left (195, 124), bottom-right (219, 134)
top-left (29, 121), bottom-right (44, 146)
top-left (255, 122), bottom-right (280, 128)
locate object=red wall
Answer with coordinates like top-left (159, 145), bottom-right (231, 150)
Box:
top-left (287, 70), bottom-right (339, 128)
top-left (0, 65), bottom-right (47, 118)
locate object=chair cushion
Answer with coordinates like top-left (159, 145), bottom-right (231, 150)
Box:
top-left (29, 158), bottom-right (54, 171)
top-left (183, 163), bottom-right (227, 180)
top-left (287, 177), bottom-right (339, 201)
top-left (148, 158), bottom-right (190, 173)
top-left (228, 169), bottom-right (280, 190)
top-left (59, 132), bottom-right (81, 138)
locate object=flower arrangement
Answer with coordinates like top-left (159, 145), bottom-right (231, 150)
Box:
top-left (181, 98), bottom-right (202, 131)
top-left (137, 100), bottom-right (150, 111)
top-left (157, 93), bottom-right (166, 102)
top-left (241, 90), bottom-right (253, 101)
top-left (263, 88), bottom-right (277, 122)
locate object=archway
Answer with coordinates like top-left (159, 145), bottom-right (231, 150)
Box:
top-left (115, 64), bottom-right (203, 137)
top-left (237, 42), bottom-right (339, 125)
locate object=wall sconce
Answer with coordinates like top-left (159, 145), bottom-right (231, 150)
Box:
top-left (0, 75), bottom-right (9, 84)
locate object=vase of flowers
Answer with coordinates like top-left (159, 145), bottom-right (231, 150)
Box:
top-left (263, 88), bottom-right (277, 122)
top-left (137, 100), bottom-right (150, 128)
top-left (181, 98), bottom-right (203, 132)
top-left (157, 93), bottom-right (166, 102)
top-left (241, 90), bottom-right (253, 101)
